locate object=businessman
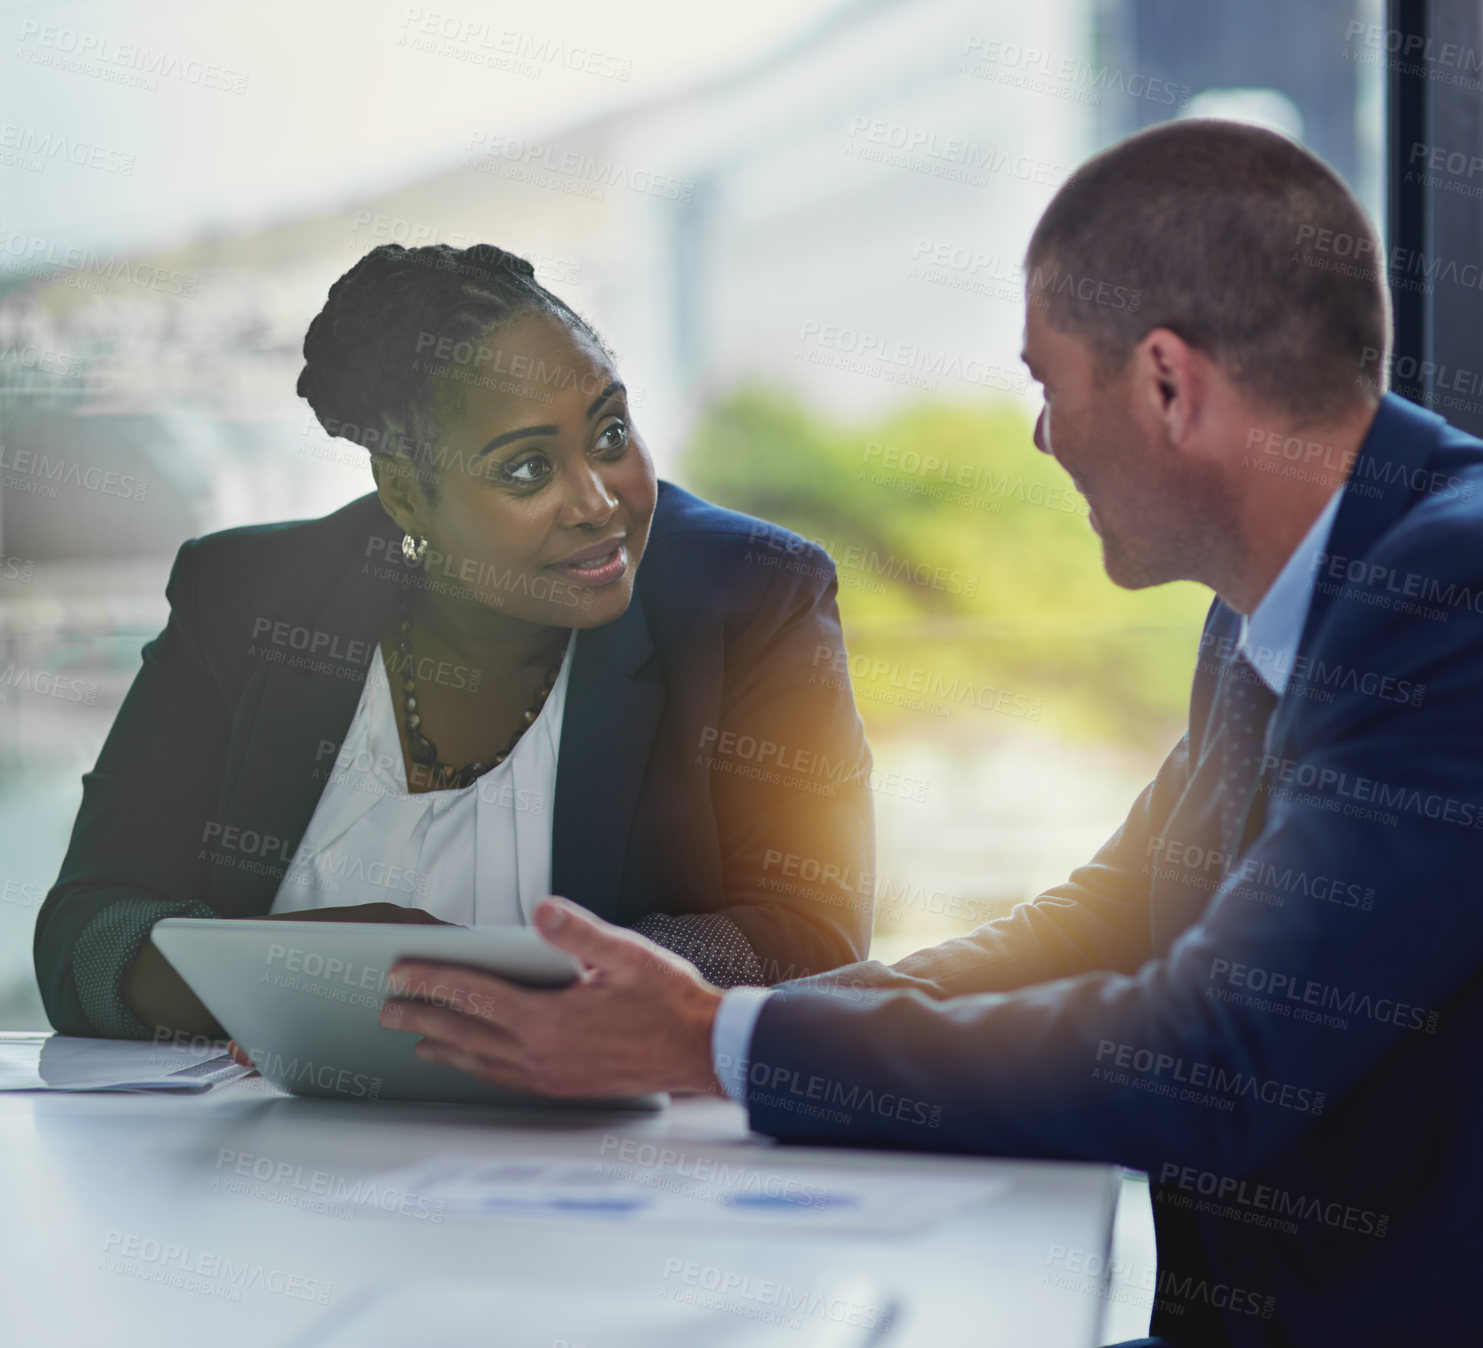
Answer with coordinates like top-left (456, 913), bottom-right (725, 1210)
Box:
top-left (378, 121), bottom-right (1483, 1346)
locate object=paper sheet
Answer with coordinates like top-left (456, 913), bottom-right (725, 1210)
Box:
top-left (0, 1032), bottom-right (251, 1092)
top-left (351, 1152), bottom-right (1007, 1236)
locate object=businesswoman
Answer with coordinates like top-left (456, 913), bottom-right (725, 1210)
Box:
top-left (34, 242), bottom-right (874, 1040)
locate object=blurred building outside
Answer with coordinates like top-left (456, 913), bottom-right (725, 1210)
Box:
top-left (0, 0), bottom-right (1383, 1023)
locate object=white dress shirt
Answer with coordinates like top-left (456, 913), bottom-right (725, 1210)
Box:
top-left (710, 489), bottom-right (1346, 1103)
top-left (1237, 487), bottom-right (1344, 696)
top-left (270, 635), bottom-right (574, 925)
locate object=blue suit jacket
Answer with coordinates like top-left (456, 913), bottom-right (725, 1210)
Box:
top-left (35, 482), bottom-right (874, 1037)
top-left (744, 394), bottom-right (1483, 1347)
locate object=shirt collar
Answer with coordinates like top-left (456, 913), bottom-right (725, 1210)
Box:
top-left (1237, 488), bottom-right (1344, 697)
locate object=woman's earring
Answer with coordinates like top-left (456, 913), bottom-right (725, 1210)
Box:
top-left (401, 533), bottom-right (429, 563)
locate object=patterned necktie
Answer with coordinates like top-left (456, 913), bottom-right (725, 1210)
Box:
top-left (1218, 653), bottom-right (1280, 857)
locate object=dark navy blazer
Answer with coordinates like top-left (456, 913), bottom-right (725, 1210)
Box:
top-left (742, 394), bottom-right (1483, 1347)
top-left (35, 482), bottom-right (874, 1037)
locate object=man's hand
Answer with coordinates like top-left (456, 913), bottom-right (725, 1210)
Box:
top-left (378, 897), bottom-right (726, 1099)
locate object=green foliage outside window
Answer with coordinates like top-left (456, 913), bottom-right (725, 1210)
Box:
top-left (678, 386), bottom-right (1211, 746)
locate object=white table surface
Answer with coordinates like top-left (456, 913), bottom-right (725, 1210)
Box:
top-left (0, 1077), bottom-right (1121, 1347)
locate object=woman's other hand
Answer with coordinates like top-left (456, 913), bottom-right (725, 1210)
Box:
top-left (225, 903), bottom-right (456, 1068)
top-left (142, 902), bottom-right (454, 1061)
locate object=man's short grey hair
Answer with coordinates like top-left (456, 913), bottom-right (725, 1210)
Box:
top-left (1026, 119), bottom-right (1390, 420)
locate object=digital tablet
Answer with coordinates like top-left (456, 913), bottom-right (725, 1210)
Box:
top-left (151, 918), bottom-right (667, 1110)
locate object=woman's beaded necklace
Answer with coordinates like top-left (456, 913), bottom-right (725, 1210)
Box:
top-left (391, 587), bottom-right (566, 791)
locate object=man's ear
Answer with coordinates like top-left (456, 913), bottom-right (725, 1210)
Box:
top-left (1132, 327), bottom-right (1204, 450)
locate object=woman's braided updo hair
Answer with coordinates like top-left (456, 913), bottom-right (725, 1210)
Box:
top-left (297, 242), bottom-right (608, 496)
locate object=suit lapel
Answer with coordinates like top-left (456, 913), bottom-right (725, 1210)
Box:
top-left (1154, 396), bottom-right (1441, 945)
top-left (1253, 394), bottom-right (1441, 844)
top-left (1294, 393), bottom-right (1440, 657)
top-left (550, 591), bottom-right (666, 920)
top-left (209, 509), bottom-right (406, 915)
top-left (1275, 393), bottom-right (1441, 726)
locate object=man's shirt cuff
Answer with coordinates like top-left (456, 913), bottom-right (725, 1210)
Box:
top-left (711, 986), bottom-right (772, 1103)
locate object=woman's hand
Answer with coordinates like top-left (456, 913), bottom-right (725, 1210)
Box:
top-left (223, 903), bottom-right (455, 1068)
top-left (377, 896), bottom-right (725, 1099)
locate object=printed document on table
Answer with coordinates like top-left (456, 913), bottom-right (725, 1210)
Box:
top-left (351, 1152), bottom-right (1008, 1236)
top-left (0, 1032), bottom-right (251, 1092)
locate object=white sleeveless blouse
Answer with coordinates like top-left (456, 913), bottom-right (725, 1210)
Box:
top-left (269, 636), bottom-right (574, 925)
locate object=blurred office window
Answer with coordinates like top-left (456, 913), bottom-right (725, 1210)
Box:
top-left (1385, 0), bottom-right (1483, 435)
top-left (0, 0), bottom-right (1387, 1026)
